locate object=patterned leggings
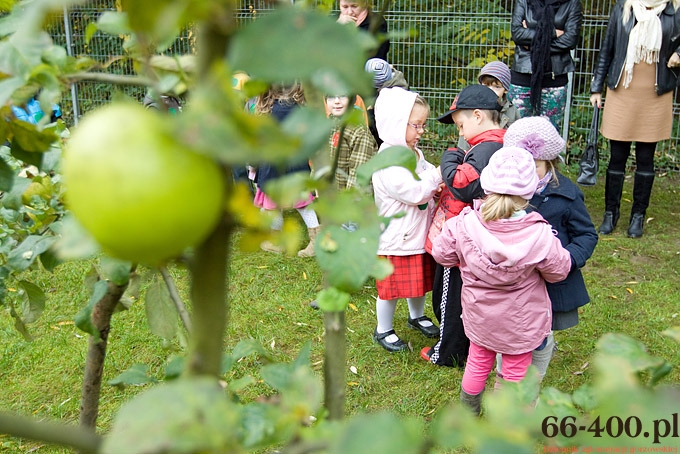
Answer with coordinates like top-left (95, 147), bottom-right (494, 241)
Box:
top-left (508, 84), bottom-right (568, 135)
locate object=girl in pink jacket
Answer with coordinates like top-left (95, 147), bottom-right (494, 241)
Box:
top-left (431, 146), bottom-right (571, 415)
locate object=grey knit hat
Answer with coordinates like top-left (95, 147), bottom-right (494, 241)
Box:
top-left (365, 58), bottom-right (394, 88)
top-left (478, 61), bottom-right (511, 91)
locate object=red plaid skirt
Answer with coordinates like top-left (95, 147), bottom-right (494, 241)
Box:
top-left (376, 253), bottom-right (435, 300)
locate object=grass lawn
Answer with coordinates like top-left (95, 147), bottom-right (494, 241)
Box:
top-left (1, 167), bottom-right (679, 453)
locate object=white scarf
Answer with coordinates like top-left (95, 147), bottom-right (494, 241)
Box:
top-left (622, 0), bottom-right (668, 88)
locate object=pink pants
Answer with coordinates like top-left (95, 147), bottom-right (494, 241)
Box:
top-left (461, 342), bottom-right (532, 395)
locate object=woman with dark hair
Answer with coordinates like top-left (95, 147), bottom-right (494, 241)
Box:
top-left (508, 0), bottom-right (583, 133)
top-left (590, 0), bottom-right (680, 238)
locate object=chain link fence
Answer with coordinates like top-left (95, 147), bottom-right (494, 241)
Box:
top-left (49, 0), bottom-right (680, 170)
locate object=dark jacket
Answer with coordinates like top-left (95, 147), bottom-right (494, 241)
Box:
top-left (359, 11), bottom-right (390, 60)
top-left (590, 0), bottom-right (680, 95)
top-left (511, 0), bottom-right (583, 76)
top-left (527, 173), bottom-right (598, 313)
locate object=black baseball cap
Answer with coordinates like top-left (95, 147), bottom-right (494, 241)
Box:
top-left (436, 84), bottom-right (502, 124)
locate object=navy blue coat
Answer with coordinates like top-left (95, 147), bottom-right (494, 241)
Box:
top-left (527, 173), bottom-right (598, 313)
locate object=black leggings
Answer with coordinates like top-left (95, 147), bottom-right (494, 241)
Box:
top-left (608, 140), bottom-right (656, 173)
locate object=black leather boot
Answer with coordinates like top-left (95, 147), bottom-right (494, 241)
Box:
top-left (627, 171), bottom-right (655, 238)
top-left (598, 170), bottom-right (625, 235)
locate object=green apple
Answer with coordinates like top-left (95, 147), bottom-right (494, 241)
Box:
top-left (63, 102), bottom-right (225, 265)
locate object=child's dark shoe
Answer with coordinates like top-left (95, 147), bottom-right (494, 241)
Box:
top-left (407, 316), bottom-right (439, 338)
top-left (373, 329), bottom-right (408, 352)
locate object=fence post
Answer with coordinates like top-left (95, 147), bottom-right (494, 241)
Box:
top-left (62, 6), bottom-right (80, 125)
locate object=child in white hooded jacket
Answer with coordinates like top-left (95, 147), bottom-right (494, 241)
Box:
top-left (371, 87), bottom-right (444, 352)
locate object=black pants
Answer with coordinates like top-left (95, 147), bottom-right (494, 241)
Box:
top-left (430, 264), bottom-right (469, 367)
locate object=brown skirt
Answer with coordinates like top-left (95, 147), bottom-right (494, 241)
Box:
top-left (600, 61), bottom-right (673, 142)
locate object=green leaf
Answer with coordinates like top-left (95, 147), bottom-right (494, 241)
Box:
top-left (75, 279), bottom-right (108, 342)
top-left (595, 333), bottom-right (665, 373)
top-left (315, 224), bottom-right (384, 293)
top-left (95, 11), bottom-right (131, 36)
top-left (330, 413), bottom-right (424, 454)
top-left (108, 364), bottom-right (157, 388)
top-left (7, 235), bottom-right (57, 272)
top-left (261, 172), bottom-right (312, 209)
top-left (571, 383), bottom-right (597, 412)
top-left (0, 157), bottom-right (14, 191)
top-left (102, 378), bottom-right (241, 454)
top-left (229, 7), bottom-right (373, 98)
top-left (1, 176), bottom-right (29, 210)
top-left (17, 280), bottom-right (45, 323)
top-left (231, 338), bottom-right (273, 362)
top-left (8, 301), bottom-right (32, 341)
top-left (99, 255), bottom-right (132, 286)
top-left (50, 214), bottom-right (100, 261)
top-left (227, 375), bottom-right (255, 393)
top-left (38, 247), bottom-right (60, 272)
top-left (356, 145), bottom-right (419, 187)
top-left (0, 76), bottom-right (25, 112)
top-left (10, 119), bottom-right (58, 152)
top-left (163, 355), bottom-right (184, 379)
top-left (144, 276), bottom-right (178, 341)
top-left (316, 287), bottom-right (350, 312)
top-left (662, 326), bottom-right (680, 343)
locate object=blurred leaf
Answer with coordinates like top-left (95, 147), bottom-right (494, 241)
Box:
top-left (0, 77), bottom-right (25, 109)
top-left (102, 378), bottom-right (241, 454)
top-left (95, 11), bottom-right (131, 36)
top-left (0, 157), bottom-right (14, 191)
top-left (229, 8), bottom-right (373, 98)
top-left (144, 276), bottom-right (178, 341)
top-left (595, 333), bottom-right (665, 373)
top-left (164, 355), bottom-right (184, 379)
top-left (8, 301), bottom-right (31, 341)
top-left (571, 383), bottom-right (597, 412)
top-left (10, 119), bottom-right (58, 152)
top-left (227, 375), bottom-right (255, 393)
top-left (356, 145), bottom-right (418, 187)
top-left (317, 287), bottom-right (350, 312)
top-left (262, 172), bottom-right (312, 209)
top-left (108, 363), bottom-right (157, 388)
top-left (99, 256), bottom-right (132, 286)
top-left (315, 224), bottom-right (384, 293)
top-left (231, 338), bottom-right (273, 362)
top-left (662, 326), bottom-right (680, 342)
top-left (18, 280), bottom-right (44, 323)
top-left (75, 279), bottom-right (108, 342)
top-left (330, 412), bottom-right (424, 454)
top-left (1, 176), bottom-right (30, 210)
top-left (50, 214), bottom-right (100, 261)
top-left (7, 235), bottom-right (57, 272)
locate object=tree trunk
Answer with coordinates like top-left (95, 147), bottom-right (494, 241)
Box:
top-left (79, 280), bottom-right (128, 429)
top-left (323, 311), bottom-right (346, 420)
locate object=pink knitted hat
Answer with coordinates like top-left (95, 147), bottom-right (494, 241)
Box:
top-left (480, 146), bottom-right (539, 200)
top-left (503, 116), bottom-right (566, 161)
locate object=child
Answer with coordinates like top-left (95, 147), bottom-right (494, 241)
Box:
top-left (325, 94), bottom-right (378, 191)
top-left (457, 61), bottom-right (520, 151)
top-left (364, 58), bottom-right (410, 147)
top-left (252, 82), bottom-right (321, 257)
top-left (371, 87), bottom-right (444, 352)
top-left (422, 84), bottom-right (506, 368)
top-left (502, 116), bottom-right (598, 381)
top-left (431, 146), bottom-right (572, 415)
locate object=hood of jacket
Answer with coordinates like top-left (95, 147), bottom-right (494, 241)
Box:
top-left (375, 87), bottom-right (417, 149)
top-left (460, 208), bottom-right (555, 286)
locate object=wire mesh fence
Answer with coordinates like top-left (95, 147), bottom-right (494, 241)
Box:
top-left (49, 0), bottom-right (680, 170)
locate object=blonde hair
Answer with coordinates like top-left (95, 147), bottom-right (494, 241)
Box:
top-left (481, 193), bottom-right (529, 222)
top-left (413, 94), bottom-right (430, 115)
top-left (545, 157), bottom-right (560, 186)
top-left (255, 82), bottom-right (305, 115)
top-left (622, 0), bottom-right (680, 23)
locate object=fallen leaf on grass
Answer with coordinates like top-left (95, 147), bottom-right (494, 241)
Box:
top-left (573, 361), bottom-right (589, 375)
top-left (626, 288), bottom-right (633, 294)
top-left (270, 339), bottom-right (275, 349)
top-left (350, 366), bottom-right (358, 374)
top-left (349, 303), bottom-right (358, 312)
top-left (609, 295), bottom-right (618, 299)
top-left (303, 271), bottom-right (307, 280)
top-left (625, 281), bottom-right (639, 285)
top-left (348, 382), bottom-right (359, 386)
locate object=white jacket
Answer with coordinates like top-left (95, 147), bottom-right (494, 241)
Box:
top-left (372, 87), bottom-right (443, 256)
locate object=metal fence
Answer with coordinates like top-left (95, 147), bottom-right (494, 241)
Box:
top-left (50, 0), bottom-right (680, 169)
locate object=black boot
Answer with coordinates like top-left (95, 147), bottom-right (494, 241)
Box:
top-left (627, 171), bottom-right (655, 238)
top-left (598, 170), bottom-right (625, 235)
